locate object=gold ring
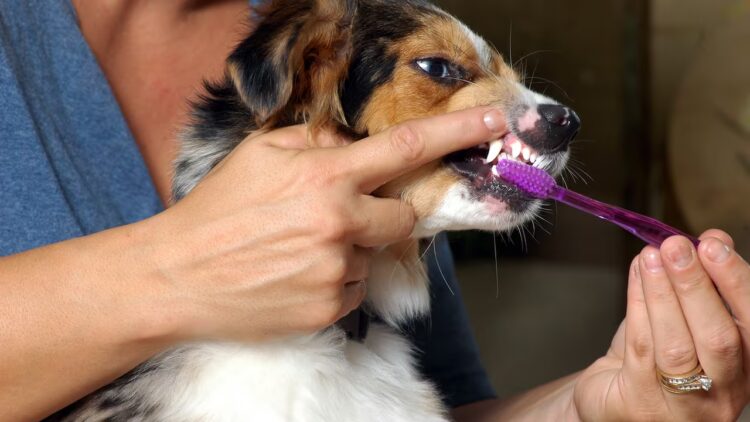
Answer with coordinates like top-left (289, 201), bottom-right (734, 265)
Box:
top-left (657, 364), bottom-right (713, 394)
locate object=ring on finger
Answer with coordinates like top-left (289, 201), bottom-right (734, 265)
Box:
top-left (657, 363), bottom-right (713, 394)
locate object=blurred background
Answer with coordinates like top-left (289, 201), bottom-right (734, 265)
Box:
top-left (433, 0), bottom-right (750, 405)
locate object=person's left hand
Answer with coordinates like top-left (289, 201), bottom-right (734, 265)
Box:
top-left (572, 229), bottom-right (750, 421)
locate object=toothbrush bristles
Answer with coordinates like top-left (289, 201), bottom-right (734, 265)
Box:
top-left (495, 160), bottom-right (557, 199)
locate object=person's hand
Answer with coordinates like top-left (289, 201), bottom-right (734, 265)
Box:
top-left (572, 230), bottom-right (750, 421)
top-left (142, 107), bottom-right (507, 343)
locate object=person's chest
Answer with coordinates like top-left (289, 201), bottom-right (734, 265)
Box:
top-left (81, 1), bottom-right (252, 204)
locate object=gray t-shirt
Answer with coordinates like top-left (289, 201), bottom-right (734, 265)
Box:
top-left (0, 0), bottom-right (495, 409)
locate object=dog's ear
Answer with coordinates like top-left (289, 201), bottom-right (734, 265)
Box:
top-left (228, 0), bottom-right (356, 128)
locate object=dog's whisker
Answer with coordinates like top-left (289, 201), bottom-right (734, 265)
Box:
top-left (493, 232), bottom-right (500, 299)
top-left (432, 239), bottom-right (455, 296)
top-left (508, 22), bottom-right (513, 69)
top-left (418, 235), bottom-right (438, 263)
top-left (524, 76), bottom-right (573, 102)
top-left (513, 49), bottom-right (554, 71)
top-left (443, 76), bottom-right (477, 86)
top-left (389, 238), bottom-right (420, 286)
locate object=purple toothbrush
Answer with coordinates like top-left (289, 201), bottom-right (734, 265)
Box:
top-left (495, 159), bottom-right (700, 247)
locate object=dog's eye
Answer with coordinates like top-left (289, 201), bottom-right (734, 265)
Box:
top-left (415, 58), bottom-right (466, 82)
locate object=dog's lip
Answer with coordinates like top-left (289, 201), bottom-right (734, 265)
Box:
top-left (444, 131), bottom-right (548, 208)
top-left (444, 147), bottom-right (531, 203)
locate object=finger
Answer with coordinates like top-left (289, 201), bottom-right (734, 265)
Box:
top-left (660, 236), bottom-right (742, 385)
top-left (698, 237), bottom-right (750, 366)
top-left (339, 107), bottom-right (506, 193)
top-left (639, 247), bottom-right (699, 377)
top-left (338, 280), bottom-right (367, 318)
top-left (699, 229), bottom-right (735, 249)
top-left (349, 196), bottom-right (416, 247)
top-left (623, 257), bottom-right (657, 383)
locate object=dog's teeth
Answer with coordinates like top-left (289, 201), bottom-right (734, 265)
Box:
top-left (484, 140), bottom-right (503, 164)
top-left (530, 153), bottom-right (538, 164)
top-left (522, 147), bottom-right (531, 161)
top-left (491, 165), bottom-right (499, 177)
top-left (511, 142), bottom-right (522, 159)
top-left (499, 152), bottom-right (508, 161)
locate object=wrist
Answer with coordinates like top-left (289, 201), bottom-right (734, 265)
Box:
top-left (90, 214), bottom-right (188, 351)
top-left (497, 371), bottom-right (582, 422)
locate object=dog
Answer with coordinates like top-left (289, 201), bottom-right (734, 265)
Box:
top-left (57, 0), bottom-right (579, 420)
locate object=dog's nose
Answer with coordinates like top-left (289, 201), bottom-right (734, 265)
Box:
top-left (538, 104), bottom-right (580, 151)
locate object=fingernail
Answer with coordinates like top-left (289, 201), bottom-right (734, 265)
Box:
top-left (704, 238), bottom-right (731, 263)
top-left (642, 250), bottom-right (663, 272)
top-left (666, 241), bottom-right (693, 269)
top-left (483, 109), bottom-right (505, 133)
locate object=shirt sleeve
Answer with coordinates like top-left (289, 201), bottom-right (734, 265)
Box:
top-left (405, 233), bottom-right (497, 409)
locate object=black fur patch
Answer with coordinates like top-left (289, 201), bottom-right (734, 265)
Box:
top-left (228, 1), bottom-right (315, 119)
top-left (189, 79), bottom-right (257, 146)
top-left (341, 1), bottom-right (429, 127)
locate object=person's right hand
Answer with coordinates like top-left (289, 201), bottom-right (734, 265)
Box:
top-left (143, 107), bottom-right (507, 343)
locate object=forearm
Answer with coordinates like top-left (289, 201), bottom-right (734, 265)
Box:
top-left (452, 372), bottom-right (581, 422)
top-left (0, 217), bottom-right (180, 421)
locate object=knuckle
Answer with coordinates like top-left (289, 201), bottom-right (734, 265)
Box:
top-left (318, 211), bottom-right (350, 242)
top-left (299, 159), bottom-right (339, 188)
top-left (390, 124), bottom-right (424, 161)
top-left (660, 343), bottom-right (696, 369)
top-left (648, 286), bottom-right (675, 304)
top-left (705, 325), bottom-right (741, 360)
top-left (630, 334), bottom-right (653, 359)
top-left (724, 266), bottom-right (750, 292)
top-left (672, 272), bottom-right (706, 296)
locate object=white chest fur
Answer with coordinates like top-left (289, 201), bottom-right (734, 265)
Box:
top-left (125, 325), bottom-right (447, 421)
top-left (74, 248), bottom-right (446, 421)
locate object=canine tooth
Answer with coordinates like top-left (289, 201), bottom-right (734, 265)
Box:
top-left (511, 142), bottom-right (522, 158)
top-left (530, 153), bottom-right (538, 164)
top-left (484, 140), bottom-right (503, 163)
top-left (522, 147), bottom-right (531, 161)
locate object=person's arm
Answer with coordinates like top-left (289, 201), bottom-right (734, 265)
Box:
top-left (0, 219), bottom-right (180, 420)
top-left (1, 107), bottom-right (506, 420)
top-left (452, 374), bottom-right (580, 422)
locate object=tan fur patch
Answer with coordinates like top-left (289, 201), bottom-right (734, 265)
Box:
top-left (358, 14), bottom-right (520, 218)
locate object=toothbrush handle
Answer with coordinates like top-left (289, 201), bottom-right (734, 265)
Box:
top-left (551, 187), bottom-right (700, 247)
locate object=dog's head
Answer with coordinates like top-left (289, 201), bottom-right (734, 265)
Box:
top-left (224, 0), bottom-right (580, 237)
